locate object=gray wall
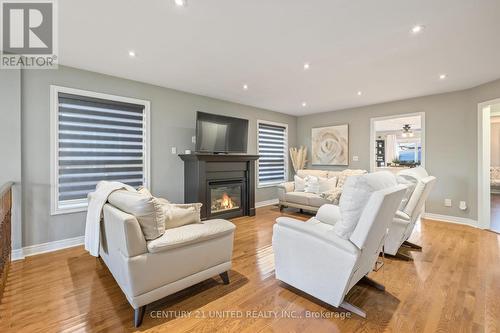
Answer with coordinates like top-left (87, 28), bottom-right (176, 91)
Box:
top-left (20, 66), bottom-right (296, 248)
top-left (298, 79), bottom-right (500, 223)
top-left (0, 70), bottom-right (22, 250)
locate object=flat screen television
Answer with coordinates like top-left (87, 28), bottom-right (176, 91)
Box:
top-left (195, 111), bottom-right (248, 153)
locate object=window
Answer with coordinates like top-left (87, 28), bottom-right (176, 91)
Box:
top-left (50, 86), bottom-right (150, 215)
top-left (257, 120), bottom-right (288, 187)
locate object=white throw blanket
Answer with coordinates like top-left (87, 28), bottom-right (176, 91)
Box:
top-left (84, 181), bottom-right (135, 257)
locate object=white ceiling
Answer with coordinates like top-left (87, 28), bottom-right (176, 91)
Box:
top-left (374, 115), bottom-right (422, 132)
top-left (59, 0), bottom-right (500, 116)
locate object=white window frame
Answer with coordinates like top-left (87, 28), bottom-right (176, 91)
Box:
top-left (256, 119), bottom-right (289, 188)
top-left (50, 85), bottom-right (151, 215)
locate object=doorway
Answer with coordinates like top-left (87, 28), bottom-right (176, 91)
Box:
top-left (478, 99), bottom-right (500, 232)
top-left (370, 112), bottom-right (425, 173)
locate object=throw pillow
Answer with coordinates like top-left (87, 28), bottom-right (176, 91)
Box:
top-left (137, 186), bottom-right (152, 197)
top-left (320, 187), bottom-right (343, 205)
top-left (163, 203), bottom-right (202, 229)
top-left (319, 176), bottom-right (338, 193)
top-left (334, 172), bottom-right (397, 239)
top-left (108, 190), bottom-right (166, 240)
top-left (304, 175), bottom-right (320, 193)
top-left (294, 175), bottom-right (306, 192)
top-left (336, 169), bottom-right (367, 188)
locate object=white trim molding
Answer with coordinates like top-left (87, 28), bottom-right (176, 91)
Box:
top-left (422, 213), bottom-right (478, 228)
top-left (369, 112), bottom-right (426, 172)
top-left (477, 98), bottom-right (500, 230)
top-left (11, 236), bottom-right (85, 261)
top-left (255, 198), bottom-right (279, 208)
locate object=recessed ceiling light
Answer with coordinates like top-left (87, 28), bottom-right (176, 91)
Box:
top-left (357, 91), bottom-right (362, 96)
top-left (302, 102), bottom-right (307, 107)
top-left (411, 25), bottom-right (424, 34)
top-left (242, 84), bottom-right (248, 90)
top-left (128, 50), bottom-right (136, 57)
top-left (303, 62), bottom-right (310, 70)
top-left (439, 74), bottom-right (447, 80)
top-left (175, 0), bottom-right (187, 6)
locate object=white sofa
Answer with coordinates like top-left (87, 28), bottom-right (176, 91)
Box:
top-left (277, 169), bottom-right (366, 212)
top-left (273, 172), bottom-right (406, 317)
top-left (100, 202), bottom-right (236, 327)
top-left (384, 167), bottom-right (436, 259)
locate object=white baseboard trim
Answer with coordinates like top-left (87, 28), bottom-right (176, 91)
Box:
top-left (422, 213), bottom-right (478, 228)
top-left (11, 235), bottom-right (85, 261)
top-left (255, 198), bottom-right (279, 208)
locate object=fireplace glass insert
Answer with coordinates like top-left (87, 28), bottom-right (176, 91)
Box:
top-left (210, 183), bottom-right (242, 214)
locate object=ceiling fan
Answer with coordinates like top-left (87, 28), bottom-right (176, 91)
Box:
top-left (401, 124), bottom-right (414, 137)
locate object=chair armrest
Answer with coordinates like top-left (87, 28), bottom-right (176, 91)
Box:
top-left (277, 181), bottom-right (294, 192)
top-left (277, 181), bottom-right (294, 201)
top-left (103, 204), bottom-right (148, 257)
top-left (276, 217), bottom-right (358, 255)
top-left (315, 204), bottom-right (341, 226)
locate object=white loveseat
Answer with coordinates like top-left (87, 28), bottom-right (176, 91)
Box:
top-left (100, 201), bottom-right (236, 327)
top-left (273, 172), bottom-right (406, 317)
top-left (277, 169), bottom-right (367, 212)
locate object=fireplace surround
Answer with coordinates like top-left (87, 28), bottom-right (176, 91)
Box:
top-left (179, 154), bottom-right (259, 219)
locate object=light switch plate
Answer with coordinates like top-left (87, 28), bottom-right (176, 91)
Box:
top-left (171, 147), bottom-right (177, 154)
top-left (192, 136), bottom-right (196, 144)
top-left (444, 199), bottom-right (452, 207)
top-left (352, 155), bottom-right (359, 161)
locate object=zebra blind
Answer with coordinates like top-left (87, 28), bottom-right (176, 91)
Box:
top-left (55, 92), bottom-right (147, 211)
top-left (258, 121), bottom-right (288, 185)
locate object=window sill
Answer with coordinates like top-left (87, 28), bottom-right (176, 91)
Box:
top-left (258, 182), bottom-right (284, 189)
top-left (51, 203), bottom-right (88, 216)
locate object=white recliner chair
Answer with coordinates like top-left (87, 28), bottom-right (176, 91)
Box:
top-left (272, 172), bottom-right (406, 317)
top-left (384, 167), bottom-right (437, 260)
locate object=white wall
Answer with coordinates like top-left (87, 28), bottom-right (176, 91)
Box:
top-left (0, 70), bottom-right (22, 250)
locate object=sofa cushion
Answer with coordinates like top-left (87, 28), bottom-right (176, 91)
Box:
top-left (285, 192), bottom-right (317, 205)
top-left (304, 175), bottom-right (320, 193)
top-left (308, 195), bottom-right (330, 207)
top-left (327, 171), bottom-right (342, 179)
top-left (334, 171), bottom-right (397, 239)
top-left (294, 175), bottom-right (306, 192)
top-left (297, 169), bottom-right (328, 179)
top-left (108, 190), bottom-right (165, 240)
top-left (147, 219), bottom-right (235, 253)
top-left (319, 176), bottom-right (337, 193)
top-left (163, 203), bottom-right (202, 229)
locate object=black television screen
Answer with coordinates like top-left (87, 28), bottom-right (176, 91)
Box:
top-left (195, 112), bottom-right (248, 153)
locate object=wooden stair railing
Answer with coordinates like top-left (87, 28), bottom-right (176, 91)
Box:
top-left (0, 182), bottom-right (13, 302)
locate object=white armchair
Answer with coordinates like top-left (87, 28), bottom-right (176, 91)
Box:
top-left (384, 167), bottom-right (437, 259)
top-left (272, 172), bottom-right (406, 317)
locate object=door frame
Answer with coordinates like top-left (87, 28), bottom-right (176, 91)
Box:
top-left (369, 112), bottom-right (426, 172)
top-left (477, 98), bottom-right (500, 230)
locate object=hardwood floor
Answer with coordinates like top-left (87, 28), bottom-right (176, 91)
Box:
top-left (1, 206), bottom-right (499, 332)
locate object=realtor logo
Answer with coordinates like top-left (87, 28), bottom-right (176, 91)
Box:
top-left (1, 0), bottom-right (58, 69)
